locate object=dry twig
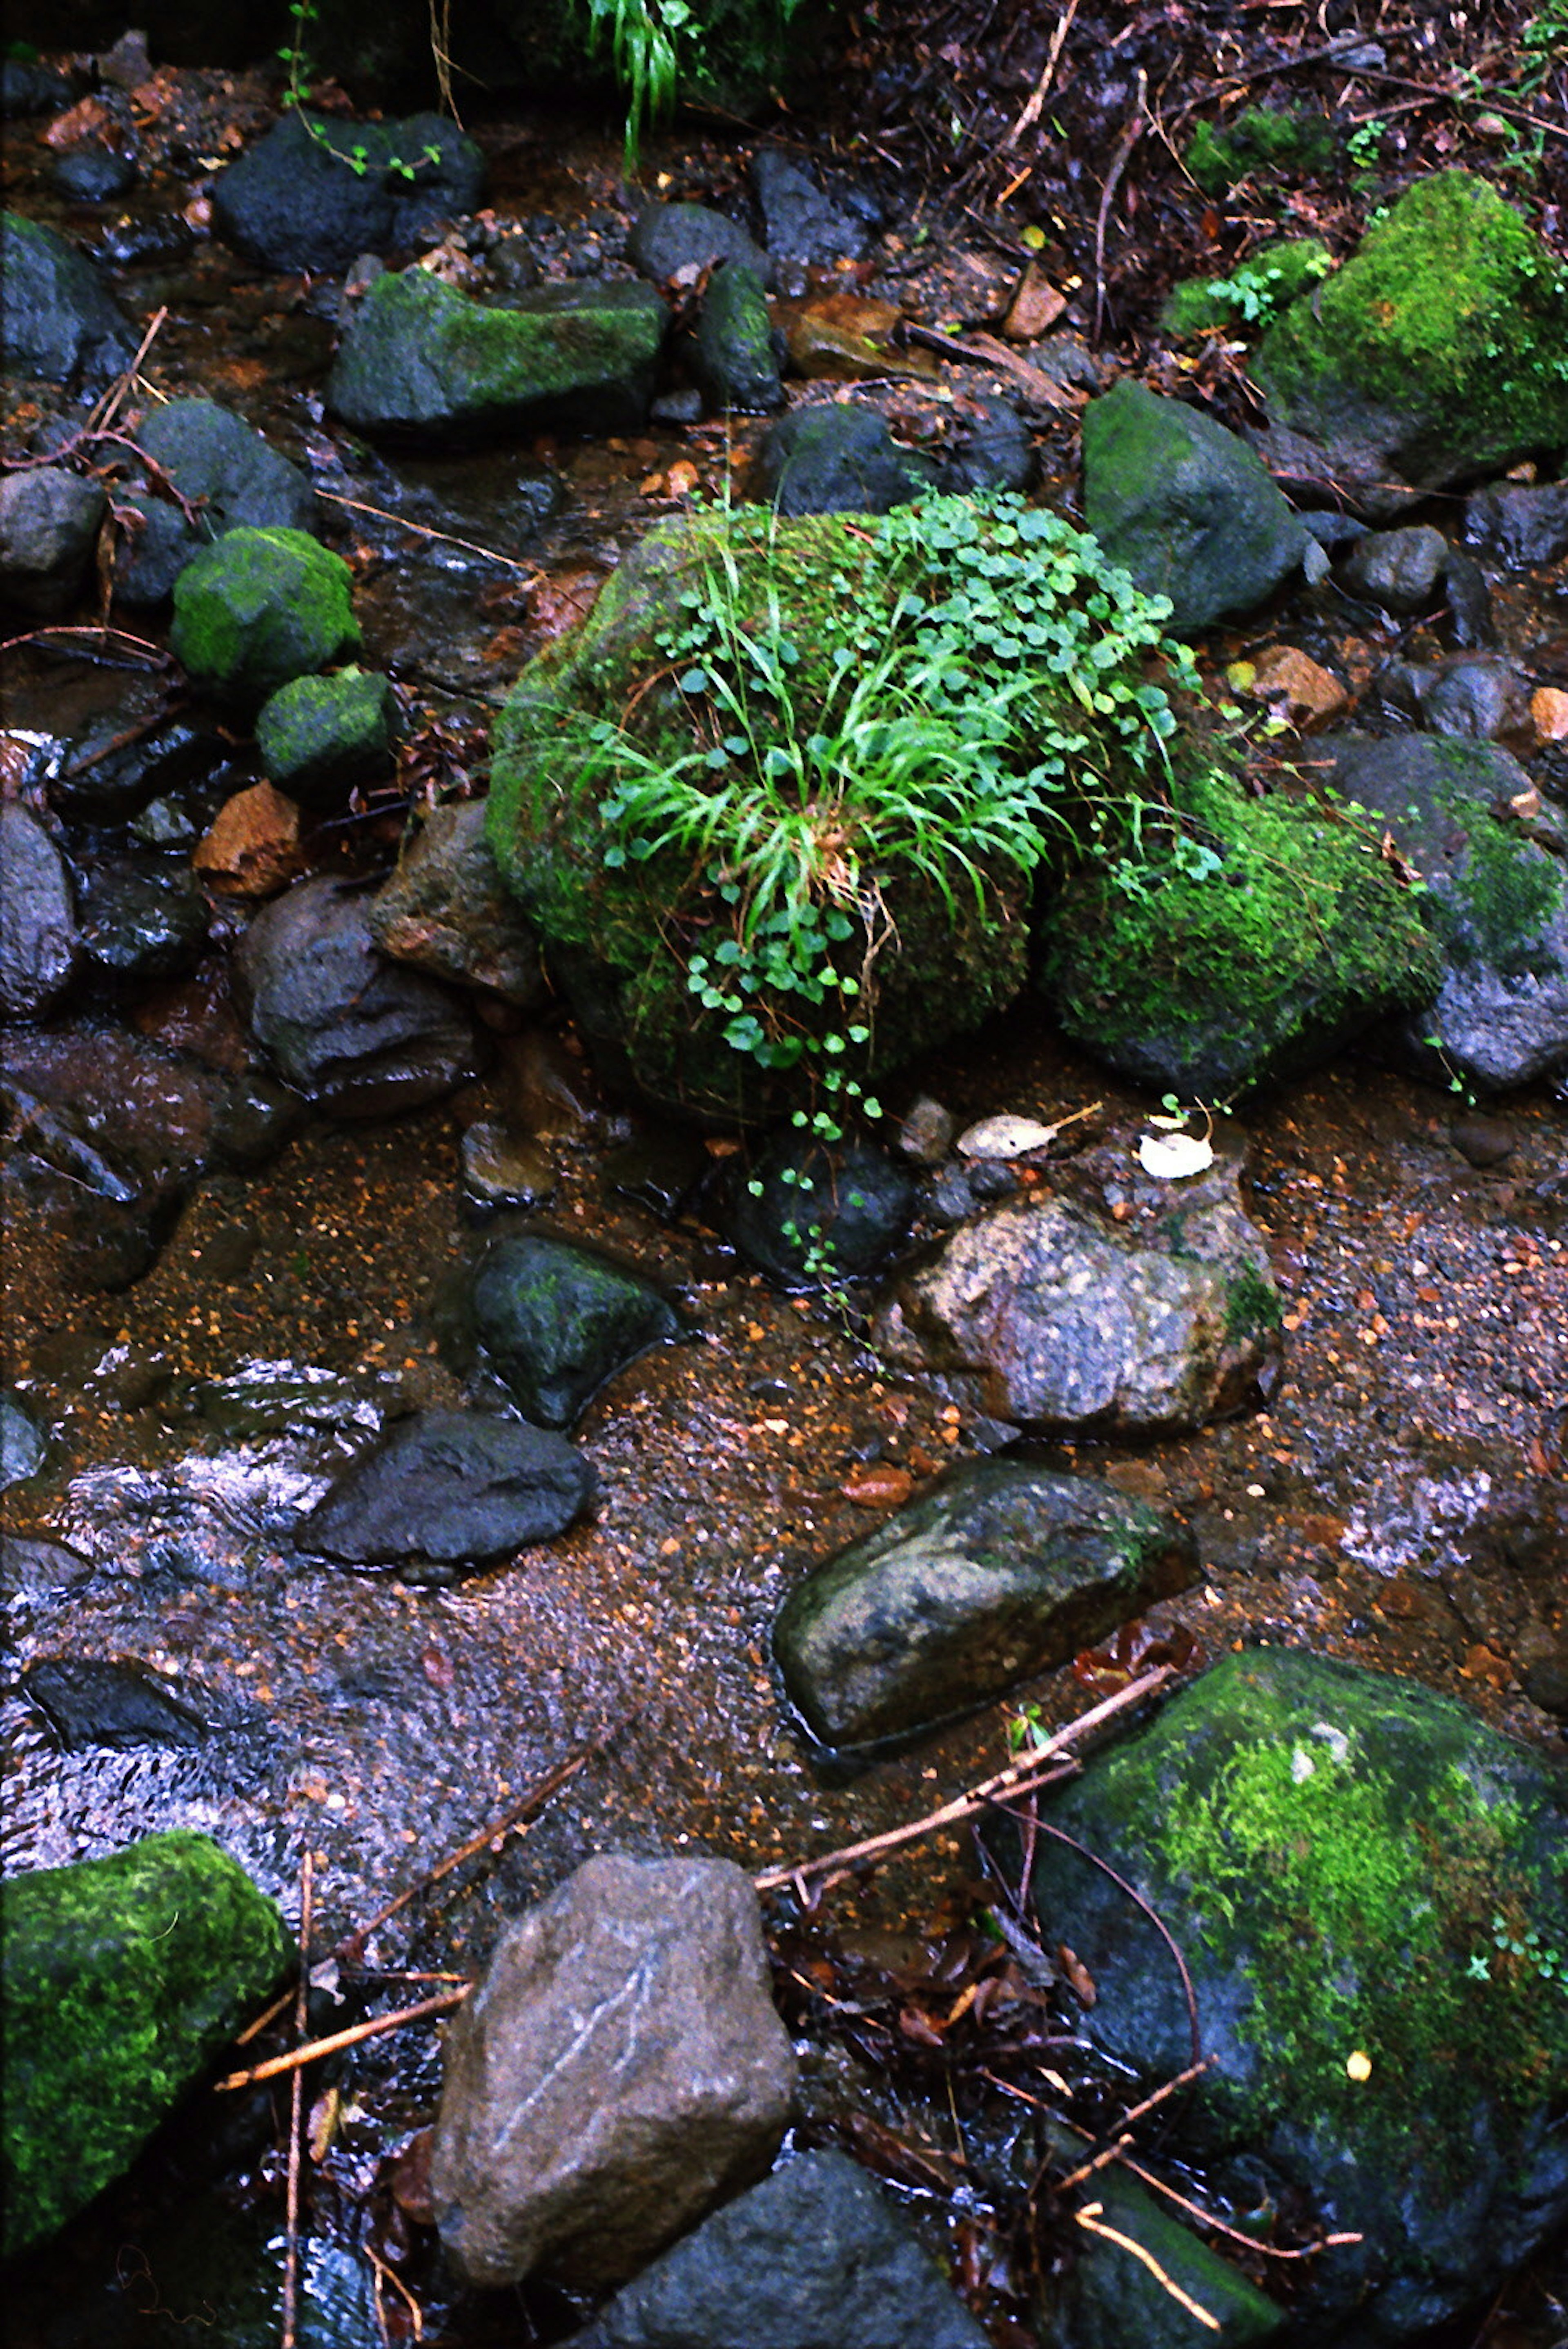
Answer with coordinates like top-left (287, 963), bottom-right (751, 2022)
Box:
top-left (218, 1988), bottom-right (470, 2093)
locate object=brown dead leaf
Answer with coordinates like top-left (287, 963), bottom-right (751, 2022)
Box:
top-left (666, 458), bottom-right (699, 499)
top-left (841, 1463), bottom-right (914, 1507)
top-left (1004, 263), bottom-right (1068, 342)
top-left (961, 330), bottom-right (1084, 410)
top-left (528, 567), bottom-right (604, 647)
top-left (775, 292), bottom-right (939, 382)
top-left (43, 97), bottom-right (112, 149)
top-left (388, 2127), bottom-right (435, 2224)
top-left (1529, 688), bottom-right (1568, 745)
top-left (192, 782), bottom-right (306, 898)
top-left (1057, 1943), bottom-right (1098, 2007)
top-left (1248, 644), bottom-right (1349, 730)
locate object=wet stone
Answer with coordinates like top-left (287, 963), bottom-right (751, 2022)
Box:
top-left (75, 853), bottom-right (210, 980)
top-left (255, 666), bottom-right (398, 808)
top-left (431, 1853), bottom-right (796, 2290)
top-left (52, 143), bottom-right (138, 203)
top-left (722, 1133), bottom-right (915, 1287)
top-left (1464, 481), bottom-right (1568, 570)
top-left (627, 200), bottom-right (770, 287)
top-left (169, 527), bottom-right (361, 713)
top-left (938, 395), bottom-right (1036, 496)
top-left (773, 1458), bottom-right (1198, 1750)
top-left (468, 1231), bottom-right (682, 1427)
top-left (754, 403), bottom-right (938, 516)
top-left (21, 1657), bottom-right (208, 1751)
top-left (460, 1122), bottom-right (557, 1216)
top-left (0, 466), bottom-right (106, 617)
top-left (0, 1532), bottom-right (94, 1603)
top-left (236, 875), bottom-right (480, 1120)
top-left (692, 261), bottom-right (784, 414)
top-left (1, 1391), bottom-right (48, 1489)
top-left (1336, 522), bottom-right (1449, 612)
top-left (749, 147), bottom-right (880, 293)
top-left (0, 210), bottom-right (135, 386)
top-left (213, 110), bottom-right (486, 275)
top-left (49, 691), bottom-right (230, 824)
top-left (565, 2149), bottom-right (991, 2349)
top-left (111, 398), bottom-right (320, 610)
top-left (0, 802), bottom-right (78, 1018)
top-left (294, 1406), bottom-right (592, 1572)
top-left (367, 800), bottom-right (548, 1009)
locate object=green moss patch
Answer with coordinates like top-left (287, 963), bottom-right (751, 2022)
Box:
top-left (1186, 108), bottom-right (1339, 196)
top-left (1039, 762), bottom-right (1444, 1100)
top-left (169, 525), bottom-right (360, 712)
top-left (1, 1831), bottom-right (292, 2259)
top-left (1160, 240), bottom-right (1332, 341)
top-left (1257, 171), bottom-right (1568, 483)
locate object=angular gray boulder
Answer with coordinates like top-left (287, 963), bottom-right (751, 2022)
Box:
top-left (774, 1458), bottom-right (1198, 1749)
top-left (0, 803), bottom-right (78, 1019)
top-left (469, 1231), bottom-right (682, 1427)
top-left (565, 2149), bottom-right (991, 2349)
top-left (111, 397), bottom-right (319, 609)
top-left (367, 799), bottom-right (548, 1009)
top-left (1321, 733), bottom-right (1568, 1091)
top-left (294, 1407), bottom-right (593, 1570)
top-left (872, 1156), bottom-right (1282, 1434)
top-left (327, 269), bottom-right (669, 443)
top-left (1081, 379), bottom-right (1307, 634)
top-left (431, 1853), bottom-right (796, 2290)
top-left (236, 875), bottom-right (479, 1118)
top-left (0, 466), bottom-right (105, 615)
top-left (1, 211), bottom-right (134, 385)
top-left (213, 110), bottom-right (485, 275)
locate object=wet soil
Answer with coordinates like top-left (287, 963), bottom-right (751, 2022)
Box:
top-left (3, 27), bottom-right (1568, 2349)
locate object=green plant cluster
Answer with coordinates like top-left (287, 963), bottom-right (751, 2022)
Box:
top-left (1161, 239), bottom-right (1332, 341)
top-left (513, 492), bottom-right (1207, 1136)
top-left (1186, 106), bottom-right (1339, 197)
top-left (1518, 0), bottom-right (1568, 93)
top-left (566, 0), bottom-right (802, 162)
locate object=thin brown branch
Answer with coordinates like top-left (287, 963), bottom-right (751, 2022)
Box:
top-left (1002, 0), bottom-right (1080, 149)
top-left (753, 1665), bottom-right (1176, 1897)
top-left (314, 489), bottom-right (541, 576)
top-left (1094, 73), bottom-right (1148, 346)
top-left (1076, 2200), bottom-right (1221, 2329)
top-left (217, 1988), bottom-right (470, 2091)
top-left (280, 1851), bottom-right (314, 2349)
top-left (1052, 2058), bottom-right (1212, 2192)
top-left (1119, 2149), bottom-right (1364, 2260)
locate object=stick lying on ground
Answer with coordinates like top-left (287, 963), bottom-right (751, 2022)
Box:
top-left (753, 1664), bottom-right (1175, 1899)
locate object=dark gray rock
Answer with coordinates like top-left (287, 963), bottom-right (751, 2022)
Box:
top-left (111, 398), bottom-right (319, 610)
top-left (169, 526), bottom-right (360, 712)
top-left (1, 1391), bottom-right (47, 1489)
top-left (52, 143), bottom-right (138, 203)
top-left (754, 404), bottom-right (938, 516)
top-left (76, 854), bottom-right (209, 980)
top-left (213, 110), bottom-right (485, 274)
top-left (431, 1853), bottom-right (796, 2290)
top-left (692, 261), bottom-right (783, 414)
top-left (749, 149), bottom-right (879, 294)
top-left (0, 804), bottom-right (77, 1018)
top-left (469, 1231), bottom-right (681, 1427)
top-left (1, 1023), bottom-right (228, 1287)
top-left (984, 1650), bottom-right (1568, 2345)
top-left (566, 2149), bottom-right (991, 2349)
top-left (49, 694), bottom-right (229, 823)
top-left (1323, 733), bottom-right (1568, 1090)
top-left (1376, 656), bottom-right (1532, 742)
top-left (1081, 381), bottom-right (1307, 635)
top-left (327, 270), bottom-right (669, 443)
top-left (255, 666), bottom-right (398, 808)
top-left (722, 1133), bottom-right (915, 1287)
top-left (1056, 2163), bottom-right (1286, 2347)
top-left (0, 211), bottom-right (135, 385)
top-left (236, 875), bottom-right (479, 1119)
top-left (1464, 480), bottom-right (1568, 569)
top-left (0, 1533), bottom-right (93, 1601)
top-left (627, 201), bottom-right (769, 286)
top-left (872, 1156), bottom-right (1282, 1434)
top-left (2, 59), bottom-right (72, 116)
top-left (1442, 547), bottom-right (1496, 648)
top-left (366, 799), bottom-right (548, 1009)
top-left (21, 1657), bottom-right (207, 1750)
top-left (1336, 523), bottom-right (1448, 613)
top-left (294, 1407), bottom-right (592, 1569)
top-left (773, 1458), bottom-right (1198, 1749)
top-left (939, 396), bottom-right (1036, 496)
top-left (0, 467), bottom-right (106, 615)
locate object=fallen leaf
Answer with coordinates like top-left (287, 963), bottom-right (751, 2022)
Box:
top-left (1138, 1131), bottom-right (1214, 1179)
top-left (958, 1112), bottom-right (1060, 1159)
top-left (192, 782), bottom-right (306, 898)
top-left (307, 2087), bottom-right (341, 2163)
top-left (527, 566), bottom-right (604, 646)
top-left (1004, 263), bottom-right (1067, 342)
top-left (388, 2127), bottom-right (435, 2224)
top-left (1057, 1943), bottom-right (1098, 2006)
top-left (1529, 688), bottom-right (1568, 744)
top-left (842, 1463), bottom-right (913, 1507)
top-left (666, 458), bottom-right (699, 498)
top-left (43, 96), bottom-right (112, 148)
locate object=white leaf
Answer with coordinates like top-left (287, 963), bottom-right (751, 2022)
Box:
top-left (957, 1114), bottom-right (1060, 1160)
top-left (1138, 1131), bottom-right (1214, 1179)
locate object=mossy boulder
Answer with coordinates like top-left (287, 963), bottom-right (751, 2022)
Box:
top-left (256, 664), bottom-right (398, 806)
top-left (1321, 733), bottom-right (1568, 1091)
top-left (326, 268), bottom-right (669, 443)
top-left (169, 527), bottom-right (361, 713)
top-left (1080, 381), bottom-right (1307, 633)
top-left (985, 1650), bottom-right (1568, 2342)
top-left (112, 397), bottom-right (319, 610)
top-left (486, 494), bottom-right (1192, 1124)
top-left (1, 1831), bottom-right (292, 2259)
top-left (1038, 763), bottom-right (1446, 1100)
top-left (1256, 171), bottom-right (1568, 496)
top-left (469, 1231), bottom-right (682, 1427)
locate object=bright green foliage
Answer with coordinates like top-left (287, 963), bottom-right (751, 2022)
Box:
top-left (1257, 171), bottom-right (1568, 478)
top-left (2, 1833), bottom-right (292, 2259)
top-left (1160, 239), bottom-right (1332, 340)
top-left (1186, 107), bottom-right (1339, 196)
top-left (489, 492), bottom-right (1207, 1127)
top-left (1041, 762), bottom-right (1445, 1098)
top-left (1440, 791), bottom-right (1566, 973)
top-left (566, 0), bottom-right (803, 163)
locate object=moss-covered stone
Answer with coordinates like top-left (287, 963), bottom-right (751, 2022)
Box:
top-left (1186, 107), bottom-right (1339, 196)
top-left (1038, 763), bottom-right (1445, 1100)
top-left (326, 268), bottom-right (669, 443)
top-left (1, 1831), bottom-right (292, 2259)
top-left (255, 665), bottom-right (398, 807)
top-left (1160, 239), bottom-right (1332, 341)
top-left (1256, 171), bottom-right (1568, 490)
top-left (693, 260), bottom-right (784, 413)
top-left (989, 1650), bottom-right (1568, 2339)
top-left (169, 526), bottom-right (360, 712)
top-left (485, 506), bottom-right (1039, 1122)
